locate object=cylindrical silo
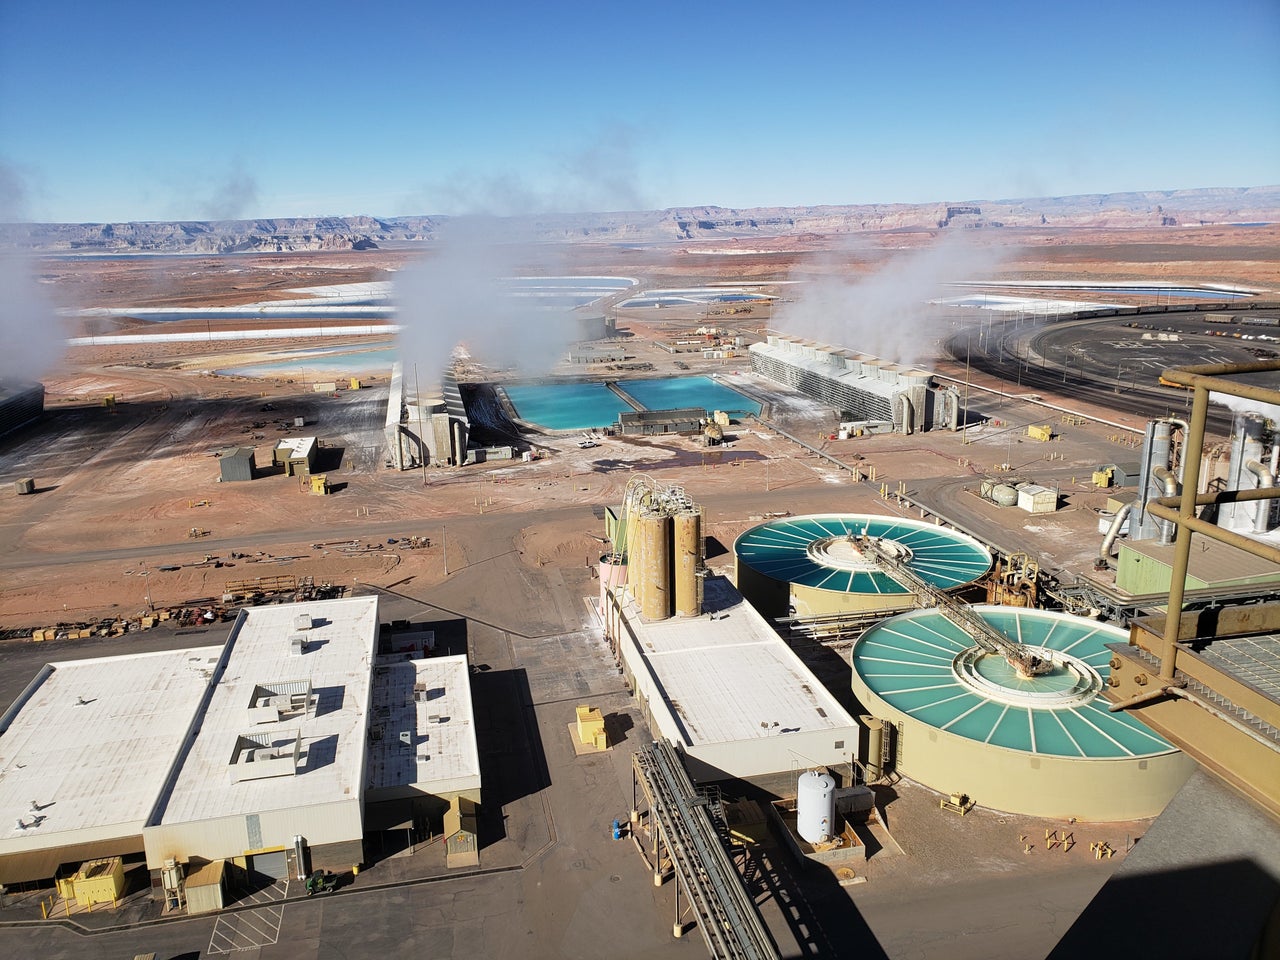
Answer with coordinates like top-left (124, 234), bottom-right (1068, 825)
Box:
top-left (452, 420), bottom-right (466, 466)
top-left (796, 771), bottom-right (836, 844)
top-left (674, 509), bottom-right (702, 617)
top-left (639, 512), bottom-right (673, 621)
top-left (861, 716), bottom-right (884, 781)
top-left (1223, 413), bottom-right (1268, 532)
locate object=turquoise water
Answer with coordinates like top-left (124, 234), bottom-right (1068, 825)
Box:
top-left (853, 607), bottom-right (1176, 758)
top-left (619, 376), bottom-right (761, 416)
top-left (503, 382), bottom-right (624, 431)
top-left (734, 514), bottom-right (992, 594)
top-left (504, 375), bottom-right (761, 431)
top-left (220, 346), bottom-right (398, 377)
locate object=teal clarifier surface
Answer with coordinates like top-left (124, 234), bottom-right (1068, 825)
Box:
top-left (854, 606), bottom-right (1177, 758)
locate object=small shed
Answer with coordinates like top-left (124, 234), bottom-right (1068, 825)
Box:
top-left (273, 437), bottom-right (318, 476)
top-left (218, 447), bottom-right (256, 482)
top-left (1017, 484), bottom-right (1058, 514)
top-left (618, 407), bottom-right (706, 436)
top-left (56, 856), bottom-right (126, 907)
top-left (185, 860), bottom-right (227, 915)
top-left (1097, 462), bottom-right (1142, 487)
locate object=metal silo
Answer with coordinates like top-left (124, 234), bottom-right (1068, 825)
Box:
top-left (639, 512), bottom-right (673, 621)
top-left (673, 509), bottom-right (703, 617)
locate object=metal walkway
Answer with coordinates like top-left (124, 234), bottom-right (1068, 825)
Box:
top-left (633, 740), bottom-right (780, 960)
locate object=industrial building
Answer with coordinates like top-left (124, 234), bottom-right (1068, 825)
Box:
top-left (617, 406), bottom-right (706, 435)
top-left (0, 647), bottom-right (222, 885)
top-left (0, 596), bottom-right (483, 901)
top-left (0, 380), bottom-right (44, 440)
top-left (599, 478), bottom-right (860, 781)
top-left (272, 436), bottom-right (318, 476)
top-left (603, 574), bottom-right (860, 782)
top-left (750, 336), bottom-right (961, 433)
top-left (384, 362), bottom-right (471, 470)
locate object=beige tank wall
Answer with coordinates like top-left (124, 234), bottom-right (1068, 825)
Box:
top-left (674, 511), bottom-right (701, 617)
top-left (792, 583), bottom-right (915, 618)
top-left (639, 513), bottom-right (672, 621)
top-left (854, 682), bottom-right (1197, 821)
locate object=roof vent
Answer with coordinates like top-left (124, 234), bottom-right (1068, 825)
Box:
top-left (294, 613), bottom-right (313, 631)
top-left (289, 634), bottom-right (307, 655)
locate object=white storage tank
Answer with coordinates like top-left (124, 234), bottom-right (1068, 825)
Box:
top-left (796, 771), bottom-right (836, 844)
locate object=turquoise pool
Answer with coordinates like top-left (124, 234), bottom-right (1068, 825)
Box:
top-left (503, 382), bottom-right (624, 431)
top-left (618, 376), bottom-right (761, 417)
top-left (503, 375), bottom-right (761, 431)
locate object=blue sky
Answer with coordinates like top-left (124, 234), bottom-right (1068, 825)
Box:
top-left (1, 0), bottom-right (1277, 223)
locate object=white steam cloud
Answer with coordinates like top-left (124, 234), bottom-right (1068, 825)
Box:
top-left (393, 217), bottom-right (577, 382)
top-left (773, 233), bottom-right (1010, 368)
top-left (394, 130), bottom-right (649, 383)
top-left (0, 159), bottom-right (66, 381)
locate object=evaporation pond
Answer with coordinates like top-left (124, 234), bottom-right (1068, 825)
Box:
top-left (504, 382), bottom-right (624, 431)
top-left (619, 376), bottom-right (761, 415)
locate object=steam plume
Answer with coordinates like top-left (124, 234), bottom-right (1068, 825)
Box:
top-left (773, 232), bottom-right (1010, 367)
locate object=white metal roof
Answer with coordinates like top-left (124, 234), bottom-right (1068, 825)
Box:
top-left (366, 655), bottom-right (480, 796)
top-left (0, 647), bottom-right (221, 852)
top-left (274, 436), bottom-right (317, 459)
top-left (151, 596), bottom-right (379, 826)
top-left (621, 578), bottom-right (856, 747)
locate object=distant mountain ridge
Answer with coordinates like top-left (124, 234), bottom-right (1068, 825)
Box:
top-left (3, 186), bottom-right (1277, 254)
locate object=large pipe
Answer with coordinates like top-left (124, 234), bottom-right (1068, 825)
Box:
top-left (1099, 503), bottom-right (1133, 558)
top-left (1245, 459), bottom-right (1275, 533)
top-left (1152, 465), bottom-right (1179, 544)
top-left (898, 394), bottom-right (913, 435)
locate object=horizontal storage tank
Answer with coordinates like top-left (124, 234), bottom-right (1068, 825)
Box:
top-left (991, 484), bottom-right (1019, 506)
top-left (734, 514), bottom-right (992, 622)
top-left (796, 771), bottom-right (836, 844)
top-left (851, 606), bottom-right (1197, 820)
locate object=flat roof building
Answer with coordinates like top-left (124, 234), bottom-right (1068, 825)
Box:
top-left (604, 575), bottom-right (860, 782)
top-left (272, 436), bottom-right (317, 476)
top-left (0, 595), bottom-right (485, 893)
top-left (143, 597), bottom-right (379, 877)
top-left (0, 647), bottom-right (221, 884)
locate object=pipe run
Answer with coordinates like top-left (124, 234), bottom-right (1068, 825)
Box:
top-left (1099, 503), bottom-right (1133, 559)
top-left (1244, 460), bottom-right (1276, 534)
top-left (1151, 465), bottom-right (1179, 544)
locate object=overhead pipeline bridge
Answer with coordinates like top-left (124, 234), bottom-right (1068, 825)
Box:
top-left (632, 740), bottom-right (780, 960)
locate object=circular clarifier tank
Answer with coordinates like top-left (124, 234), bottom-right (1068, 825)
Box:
top-left (852, 606), bottom-right (1197, 819)
top-left (734, 514), bottom-right (992, 621)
